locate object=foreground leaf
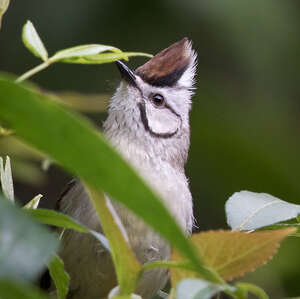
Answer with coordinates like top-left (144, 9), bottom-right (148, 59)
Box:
top-left (87, 187), bottom-right (141, 295)
top-left (176, 278), bottom-right (225, 299)
top-left (27, 208), bottom-right (110, 250)
top-left (0, 155), bottom-right (14, 201)
top-left (0, 280), bottom-right (49, 299)
top-left (0, 75), bottom-right (207, 279)
top-left (48, 255), bottom-right (69, 299)
top-left (226, 191), bottom-right (300, 230)
top-left (0, 197), bottom-right (58, 281)
top-left (22, 20), bottom-right (48, 62)
top-left (0, 0), bottom-right (9, 29)
top-left (171, 229), bottom-right (295, 284)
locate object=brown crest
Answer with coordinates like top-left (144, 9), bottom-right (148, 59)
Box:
top-left (136, 38), bottom-right (195, 87)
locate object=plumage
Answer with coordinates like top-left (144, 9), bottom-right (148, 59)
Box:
top-left (56, 39), bottom-right (197, 298)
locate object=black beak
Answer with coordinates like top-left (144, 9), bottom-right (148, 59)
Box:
top-left (116, 60), bottom-right (137, 87)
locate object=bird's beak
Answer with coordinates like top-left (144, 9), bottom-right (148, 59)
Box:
top-left (116, 60), bottom-right (137, 87)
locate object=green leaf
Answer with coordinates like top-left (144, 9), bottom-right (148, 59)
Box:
top-left (48, 255), bottom-right (69, 299)
top-left (59, 51), bottom-right (153, 64)
top-left (0, 74), bottom-right (208, 279)
top-left (24, 194), bottom-right (43, 209)
top-left (86, 187), bottom-right (141, 295)
top-left (22, 20), bottom-right (48, 62)
top-left (0, 0), bottom-right (9, 30)
top-left (226, 191), bottom-right (300, 230)
top-left (27, 208), bottom-right (109, 250)
top-left (0, 279), bottom-right (50, 299)
top-left (50, 44), bottom-right (122, 63)
top-left (0, 155), bottom-right (14, 201)
top-left (176, 279), bottom-right (225, 299)
top-left (0, 197), bottom-right (59, 281)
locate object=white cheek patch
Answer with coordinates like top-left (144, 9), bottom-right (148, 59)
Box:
top-left (145, 103), bottom-right (181, 136)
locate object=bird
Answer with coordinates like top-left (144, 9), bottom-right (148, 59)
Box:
top-left (56, 38), bottom-right (197, 299)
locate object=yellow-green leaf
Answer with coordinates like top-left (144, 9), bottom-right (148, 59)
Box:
top-left (86, 186), bottom-right (141, 295)
top-left (171, 228), bottom-right (295, 285)
top-left (50, 44), bottom-right (122, 63)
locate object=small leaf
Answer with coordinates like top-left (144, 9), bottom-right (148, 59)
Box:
top-left (0, 0), bottom-right (9, 30)
top-left (226, 191), bottom-right (300, 230)
top-left (27, 208), bottom-right (90, 232)
top-left (48, 255), bottom-right (69, 299)
top-left (0, 197), bottom-right (59, 281)
top-left (0, 155), bottom-right (14, 202)
top-left (22, 20), bottom-right (48, 62)
top-left (0, 279), bottom-right (50, 299)
top-left (171, 229), bottom-right (295, 284)
top-left (176, 278), bottom-right (225, 299)
top-left (24, 194), bottom-right (43, 209)
top-left (59, 51), bottom-right (153, 64)
top-left (50, 44), bottom-right (122, 63)
top-left (27, 208), bottom-right (110, 250)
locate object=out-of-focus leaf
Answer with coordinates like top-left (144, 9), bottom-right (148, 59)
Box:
top-left (0, 0), bottom-right (9, 29)
top-left (0, 156), bottom-right (14, 201)
top-left (86, 187), bottom-right (141, 295)
top-left (27, 208), bottom-right (109, 250)
top-left (0, 279), bottom-right (50, 299)
top-left (48, 255), bottom-right (69, 299)
top-left (176, 278), bottom-right (225, 299)
top-left (22, 21), bottom-right (48, 62)
top-left (0, 197), bottom-right (59, 281)
top-left (50, 44), bottom-right (122, 63)
top-left (59, 51), bottom-right (153, 64)
top-left (234, 282), bottom-right (269, 299)
top-left (0, 126), bottom-right (13, 136)
top-left (226, 191), bottom-right (300, 231)
top-left (24, 194), bottom-right (42, 209)
top-left (171, 229), bottom-right (295, 284)
top-left (0, 74), bottom-right (210, 280)
top-left (48, 91), bottom-right (109, 112)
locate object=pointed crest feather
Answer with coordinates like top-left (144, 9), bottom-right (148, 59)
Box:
top-left (136, 38), bottom-right (197, 87)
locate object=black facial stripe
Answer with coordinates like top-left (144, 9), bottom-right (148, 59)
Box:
top-left (138, 101), bottom-right (179, 139)
top-left (137, 65), bottom-right (188, 87)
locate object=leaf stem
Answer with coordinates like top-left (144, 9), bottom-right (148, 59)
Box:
top-left (16, 60), bottom-right (50, 83)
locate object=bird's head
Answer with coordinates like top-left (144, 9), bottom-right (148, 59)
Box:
top-left (104, 38), bottom-right (197, 168)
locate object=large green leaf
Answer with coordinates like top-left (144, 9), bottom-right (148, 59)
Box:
top-left (0, 74), bottom-right (211, 280)
top-left (0, 197), bottom-right (59, 281)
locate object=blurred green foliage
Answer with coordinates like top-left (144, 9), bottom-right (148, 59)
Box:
top-left (1, 0), bottom-right (300, 297)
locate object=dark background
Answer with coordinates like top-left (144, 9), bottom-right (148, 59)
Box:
top-left (1, 1), bottom-right (300, 297)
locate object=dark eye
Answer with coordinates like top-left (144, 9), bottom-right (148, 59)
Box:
top-left (152, 94), bottom-right (165, 106)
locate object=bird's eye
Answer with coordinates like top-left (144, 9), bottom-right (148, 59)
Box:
top-left (152, 94), bottom-right (165, 106)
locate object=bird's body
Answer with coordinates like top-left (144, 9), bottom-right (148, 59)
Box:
top-left (57, 38), bottom-right (197, 298)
